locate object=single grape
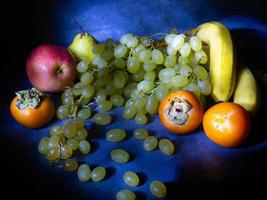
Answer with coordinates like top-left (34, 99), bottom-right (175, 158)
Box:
top-left (64, 121), bottom-right (77, 138)
top-left (50, 125), bottom-right (63, 136)
top-left (62, 96), bottom-right (74, 105)
top-left (93, 55), bottom-right (107, 69)
top-left (133, 129), bottom-right (148, 140)
top-left (171, 34), bottom-right (185, 49)
top-left (133, 96), bottom-right (146, 108)
top-left (165, 33), bottom-right (176, 44)
top-left (106, 129), bottom-right (126, 142)
top-left (179, 42), bottom-right (191, 57)
top-left (155, 84), bottom-right (169, 101)
top-left (113, 71), bottom-right (126, 89)
top-left (198, 80), bottom-right (211, 95)
top-left (114, 58), bottom-right (126, 68)
top-left (102, 49), bottom-right (114, 61)
top-left (126, 36), bottom-right (139, 48)
top-left (79, 140), bottom-right (91, 154)
top-left (77, 108), bottom-right (91, 120)
top-left (143, 60), bottom-right (156, 72)
top-left (159, 139), bottom-right (175, 155)
top-left (61, 91), bottom-right (72, 101)
top-left (137, 80), bottom-right (154, 93)
top-left (120, 33), bottom-right (134, 44)
top-left (167, 45), bottom-right (177, 56)
top-left (144, 136), bottom-right (158, 151)
top-left (130, 89), bottom-right (142, 98)
top-left (66, 138), bottom-right (79, 150)
top-left (56, 105), bottom-right (70, 119)
top-left (123, 171), bottom-right (139, 187)
top-left (138, 49), bottom-right (152, 62)
top-left (111, 149), bottom-right (130, 163)
top-left (46, 147), bottom-right (60, 161)
top-left (134, 113), bottom-right (148, 125)
top-left (159, 68), bottom-right (176, 83)
top-left (92, 44), bottom-right (105, 55)
top-left (151, 49), bottom-right (164, 64)
top-left (178, 56), bottom-right (189, 66)
top-left (60, 144), bottom-right (73, 159)
top-left (81, 85), bottom-right (95, 98)
top-left (64, 159), bottom-right (78, 172)
top-left (125, 98), bottom-right (136, 108)
top-left (123, 82), bottom-right (137, 98)
top-left (189, 36), bottom-right (202, 51)
top-left (184, 83), bottom-right (201, 98)
top-left (91, 166), bottom-right (106, 182)
top-left (73, 117), bottom-right (85, 128)
top-left (132, 68), bottom-right (145, 82)
top-left (144, 71), bottom-right (156, 82)
top-left (114, 44), bottom-right (128, 58)
top-left (146, 95), bottom-right (159, 115)
top-left (76, 61), bottom-right (89, 73)
top-left (149, 181), bottom-right (167, 198)
top-left (171, 75), bottom-right (188, 87)
top-left (110, 94), bottom-right (125, 107)
top-left (77, 164), bottom-right (91, 182)
top-left (123, 106), bottom-right (137, 120)
top-left (195, 50), bottom-right (208, 64)
top-left (38, 137), bottom-right (49, 154)
top-left (75, 127), bottom-right (88, 141)
top-left (193, 65), bottom-right (208, 80)
top-left (81, 72), bottom-right (94, 84)
top-left (116, 189), bottom-right (136, 200)
top-left (179, 65), bottom-right (192, 76)
top-left (164, 55), bottom-right (176, 68)
top-left (93, 113), bottom-right (112, 125)
top-left (98, 100), bottom-right (113, 112)
top-left (127, 57), bottom-right (140, 73)
top-left (93, 79), bottom-right (105, 90)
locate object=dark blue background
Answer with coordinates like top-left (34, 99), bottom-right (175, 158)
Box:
top-left (1, 0), bottom-right (267, 199)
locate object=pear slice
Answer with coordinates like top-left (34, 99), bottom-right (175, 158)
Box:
top-left (69, 33), bottom-right (96, 63)
top-left (233, 64), bottom-right (260, 115)
top-left (197, 22), bottom-right (235, 102)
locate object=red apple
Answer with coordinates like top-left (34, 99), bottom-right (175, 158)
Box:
top-left (26, 44), bottom-right (77, 93)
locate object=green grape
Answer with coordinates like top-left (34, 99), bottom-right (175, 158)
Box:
top-left (189, 36), bottom-right (202, 52)
top-left (133, 128), bottom-right (148, 140)
top-left (95, 89), bottom-right (107, 101)
top-left (123, 82), bottom-right (137, 98)
top-left (123, 106), bottom-right (137, 120)
top-left (130, 89), bottom-right (142, 98)
top-left (146, 95), bottom-right (158, 115)
top-left (137, 80), bottom-right (154, 93)
top-left (48, 135), bottom-right (65, 149)
top-left (60, 144), bottom-right (73, 159)
top-left (159, 139), bottom-right (175, 155)
top-left (114, 58), bottom-right (126, 68)
top-left (120, 33), bottom-right (134, 44)
top-left (61, 91), bottom-right (72, 101)
top-left (171, 34), bottom-right (185, 49)
top-left (114, 71), bottom-right (126, 88)
top-left (171, 75), bottom-right (188, 87)
top-left (91, 166), bottom-right (106, 182)
top-left (62, 96), bottom-right (74, 105)
top-left (173, 64), bottom-right (181, 72)
top-left (50, 125), bottom-right (63, 136)
top-left (64, 121), bottom-right (77, 138)
top-left (114, 44), bottom-right (128, 58)
top-left (79, 140), bottom-right (91, 154)
top-left (64, 159), bottom-right (78, 172)
top-left (46, 147), bottom-right (60, 161)
top-left (79, 97), bottom-right (91, 105)
top-left (134, 113), bottom-right (148, 125)
top-left (189, 54), bottom-right (198, 67)
top-left (81, 85), bottom-right (95, 98)
top-left (165, 33), bottom-right (176, 44)
top-left (184, 83), bottom-right (201, 98)
top-left (105, 38), bottom-right (116, 48)
top-left (73, 117), bottom-right (85, 128)
top-left (144, 71), bottom-right (156, 81)
top-left (143, 60), bottom-right (156, 72)
top-left (116, 189), bottom-right (136, 200)
top-left (97, 68), bottom-right (109, 77)
top-left (120, 70), bottom-right (129, 83)
top-left (167, 45), bottom-right (177, 56)
top-left (155, 84), bottom-right (169, 101)
top-left (159, 68), bottom-right (176, 83)
top-left (81, 72), bottom-right (94, 84)
top-left (195, 50), bottom-right (208, 64)
top-left (110, 149), bottom-right (129, 163)
top-left (105, 83), bottom-right (117, 95)
top-left (102, 49), bottom-right (114, 61)
top-left (38, 137), bottom-right (49, 154)
top-left (151, 49), bottom-right (164, 64)
top-left (138, 49), bottom-right (151, 62)
top-left (66, 138), bottom-right (79, 150)
top-left (133, 96), bottom-right (146, 108)
top-left (144, 136), bottom-right (158, 151)
top-left (74, 81), bottom-right (87, 89)
top-left (77, 108), bottom-right (91, 120)
top-left (93, 55), bottom-right (107, 69)
top-left (193, 65), bottom-right (208, 80)
top-left (198, 80), bottom-right (211, 95)
top-left (164, 55), bottom-right (176, 68)
top-left (56, 105), bottom-right (70, 119)
top-left (98, 100), bottom-right (113, 112)
top-left (178, 56), bottom-right (189, 66)
top-left (77, 164), bottom-right (91, 182)
top-left (93, 79), bottom-right (105, 90)
top-left (93, 113), bottom-right (112, 125)
top-left (123, 171), bottom-right (139, 187)
top-left (76, 61), bottom-right (89, 73)
top-left (106, 129), bottom-right (126, 142)
top-left (127, 57), bottom-right (140, 73)
top-left (179, 42), bottom-right (191, 57)
top-left (126, 36), bottom-right (138, 48)
top-left (92, 44), bottom-right (105, 55)
top-left (125, 98), bottom-right (136, 108)
top-left (179, 65), bottom-right (192, 76)
top-left (149, 181), bottom-right (167, 198)
top-left (75, 127), bottom-right (88, 141)
top-left (133, 68), bottom-right (145, 82)
top-left (110, 94), bottom-right (125, 107)
top-left (134, 44), bottom-right (145, 55)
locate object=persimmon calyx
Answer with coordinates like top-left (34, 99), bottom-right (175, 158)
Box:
top-left (165, 97), bottom-right (192, 125)
top-left (15, 88), bottom-right (44, 109)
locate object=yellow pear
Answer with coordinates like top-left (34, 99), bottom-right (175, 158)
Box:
top-left (196, 22), bottom-right (236, 102)
top-left (233, 64), bottom-right (260, 115)
top-left (68, 32), bottom-right (96, 63)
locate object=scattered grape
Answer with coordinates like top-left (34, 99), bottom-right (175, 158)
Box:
top-left (150, 181), bottom-right (167, 198)
top-left (133, 128), bottom-right (148, 140)
top-left (91, 166), bottom-right (106, 182)
top-left (64, 159), bottom-right (78, 172)
top-left (144, 136), bottom-right (158, 151)
top-left (123, 171), bottom-right (139, 186)
top-left (116, 189), bottom-right (136, 200)
top-left (106, 129), bottom-right (126, 142)
top-left (159, 139), bottom-right (175, 155)
top-left (77, 164), bottom-right (91, 182)
top-left (111, 149), bottom-right (129, 163)
top-left (93, 113), bottom-right (112, 125)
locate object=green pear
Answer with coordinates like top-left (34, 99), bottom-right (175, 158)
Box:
top-left (68, 32), bottom-right (96, 63)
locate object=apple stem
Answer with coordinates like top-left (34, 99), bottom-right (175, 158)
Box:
top-left (74, 19), bottom-right (85, 38)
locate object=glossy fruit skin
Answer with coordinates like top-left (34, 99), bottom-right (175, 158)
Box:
top-left (203, 102), bottom-right (250, 148)
top-left (26, 44), bottom-right (76, 93)
top-left (10, 96), bottom-right (55, 128)
top-left (159, 90), bottom-right (204, 134)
